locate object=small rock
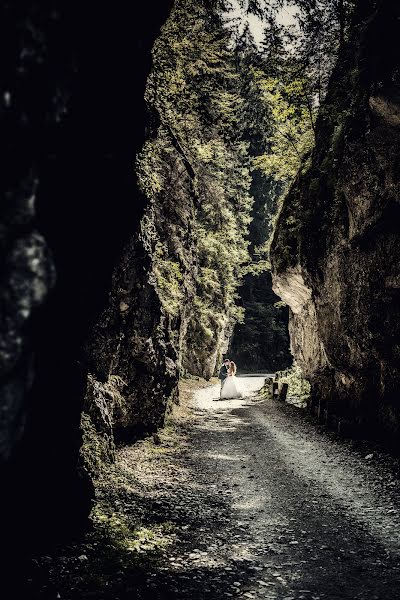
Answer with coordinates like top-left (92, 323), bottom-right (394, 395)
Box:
top-left (153, 433), bottom-right (162, 445)
top-left (365, 453), bottom-right (374, 460)
top-left (78, 555), bottom-right (88, 562)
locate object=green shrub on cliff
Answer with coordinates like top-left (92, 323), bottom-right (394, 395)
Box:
top-left (137, 0), bottom-right (256, 377)
top-left (80, 374), bottom-right (128, 478)
top-left (153, 242), bottom-right (184, 318)
top-left (80, 412), bottom-right (115, 480)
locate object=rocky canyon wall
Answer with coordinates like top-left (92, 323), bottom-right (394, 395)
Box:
top-left (271, 0), bottom-right (400, 448)
top-left (83, 133), bottom-right (197, 449)
top-left (0, 0), bottom-right (173, 549)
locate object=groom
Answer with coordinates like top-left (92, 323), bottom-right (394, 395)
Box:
top-left (218, 358), bottom-right (231, 398)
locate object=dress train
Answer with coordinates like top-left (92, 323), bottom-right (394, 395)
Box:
top-left (221, 375), bottom-right (242, 399)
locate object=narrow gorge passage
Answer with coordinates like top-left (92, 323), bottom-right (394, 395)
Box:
top-left (2, 1), bottom-right (400, 597)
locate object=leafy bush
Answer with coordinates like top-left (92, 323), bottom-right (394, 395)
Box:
top-left (276, 363), bottom-right (311, 407)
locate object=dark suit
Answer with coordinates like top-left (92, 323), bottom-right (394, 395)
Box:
top-left (218, 364), bottom-right (229, 383)
top-left (217, 364), bottom-right (229, 398)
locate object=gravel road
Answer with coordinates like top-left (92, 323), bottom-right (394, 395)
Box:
top-left (20, 377), bottom-right (400, 599)
top-left (137, 377), bottom-right (400, 600)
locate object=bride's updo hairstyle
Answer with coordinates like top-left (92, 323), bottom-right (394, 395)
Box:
top-left (230, 361), bottom-right (237, 375)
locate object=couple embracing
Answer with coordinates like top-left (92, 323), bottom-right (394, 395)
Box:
top-left (218, 358), bottom-right (243, 400)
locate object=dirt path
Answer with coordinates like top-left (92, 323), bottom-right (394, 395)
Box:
top-left (131, 377), bottom-right (400, 600)
top-left (21, 377), bottom-right (400, 599)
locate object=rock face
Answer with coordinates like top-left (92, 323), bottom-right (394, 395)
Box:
top-left (84, 217), bottom-right (185, 447)
top-left (0, 0), bottom-right (173, 548)
top-left (271, 0), bottom-right (400, 447)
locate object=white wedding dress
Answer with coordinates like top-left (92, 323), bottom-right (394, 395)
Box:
top-left (221, 375), bottom-right (243, 399)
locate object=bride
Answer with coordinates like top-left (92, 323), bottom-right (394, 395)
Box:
top-left (220, 360), bottom-right (243, 399)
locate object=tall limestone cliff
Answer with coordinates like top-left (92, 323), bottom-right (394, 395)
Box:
top-left (271, 0), bottom-right (400, 447)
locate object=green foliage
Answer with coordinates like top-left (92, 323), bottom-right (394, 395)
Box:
top-left (229, 271), bottom-right (291, 371)
top-left (153, 242), bottom-right (184, 318)
top-left (251, 16), bottom-right (319, 188)
top-left (137, 0), bottom-right (257, 375)
top-left (276, 363), bottom-right (311, 407)
top-left (80, 412), bottom-right (115, 479)
top-left (253, 73), bottom-right (316, 183)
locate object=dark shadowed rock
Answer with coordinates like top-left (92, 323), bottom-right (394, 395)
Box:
top-left (84, 234), bottom-right (181, 445)
top-left (0, 0), bottom-right (173, 550)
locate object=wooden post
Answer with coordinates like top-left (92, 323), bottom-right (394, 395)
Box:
top-left (279, 382), bottom-right (289, 402)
